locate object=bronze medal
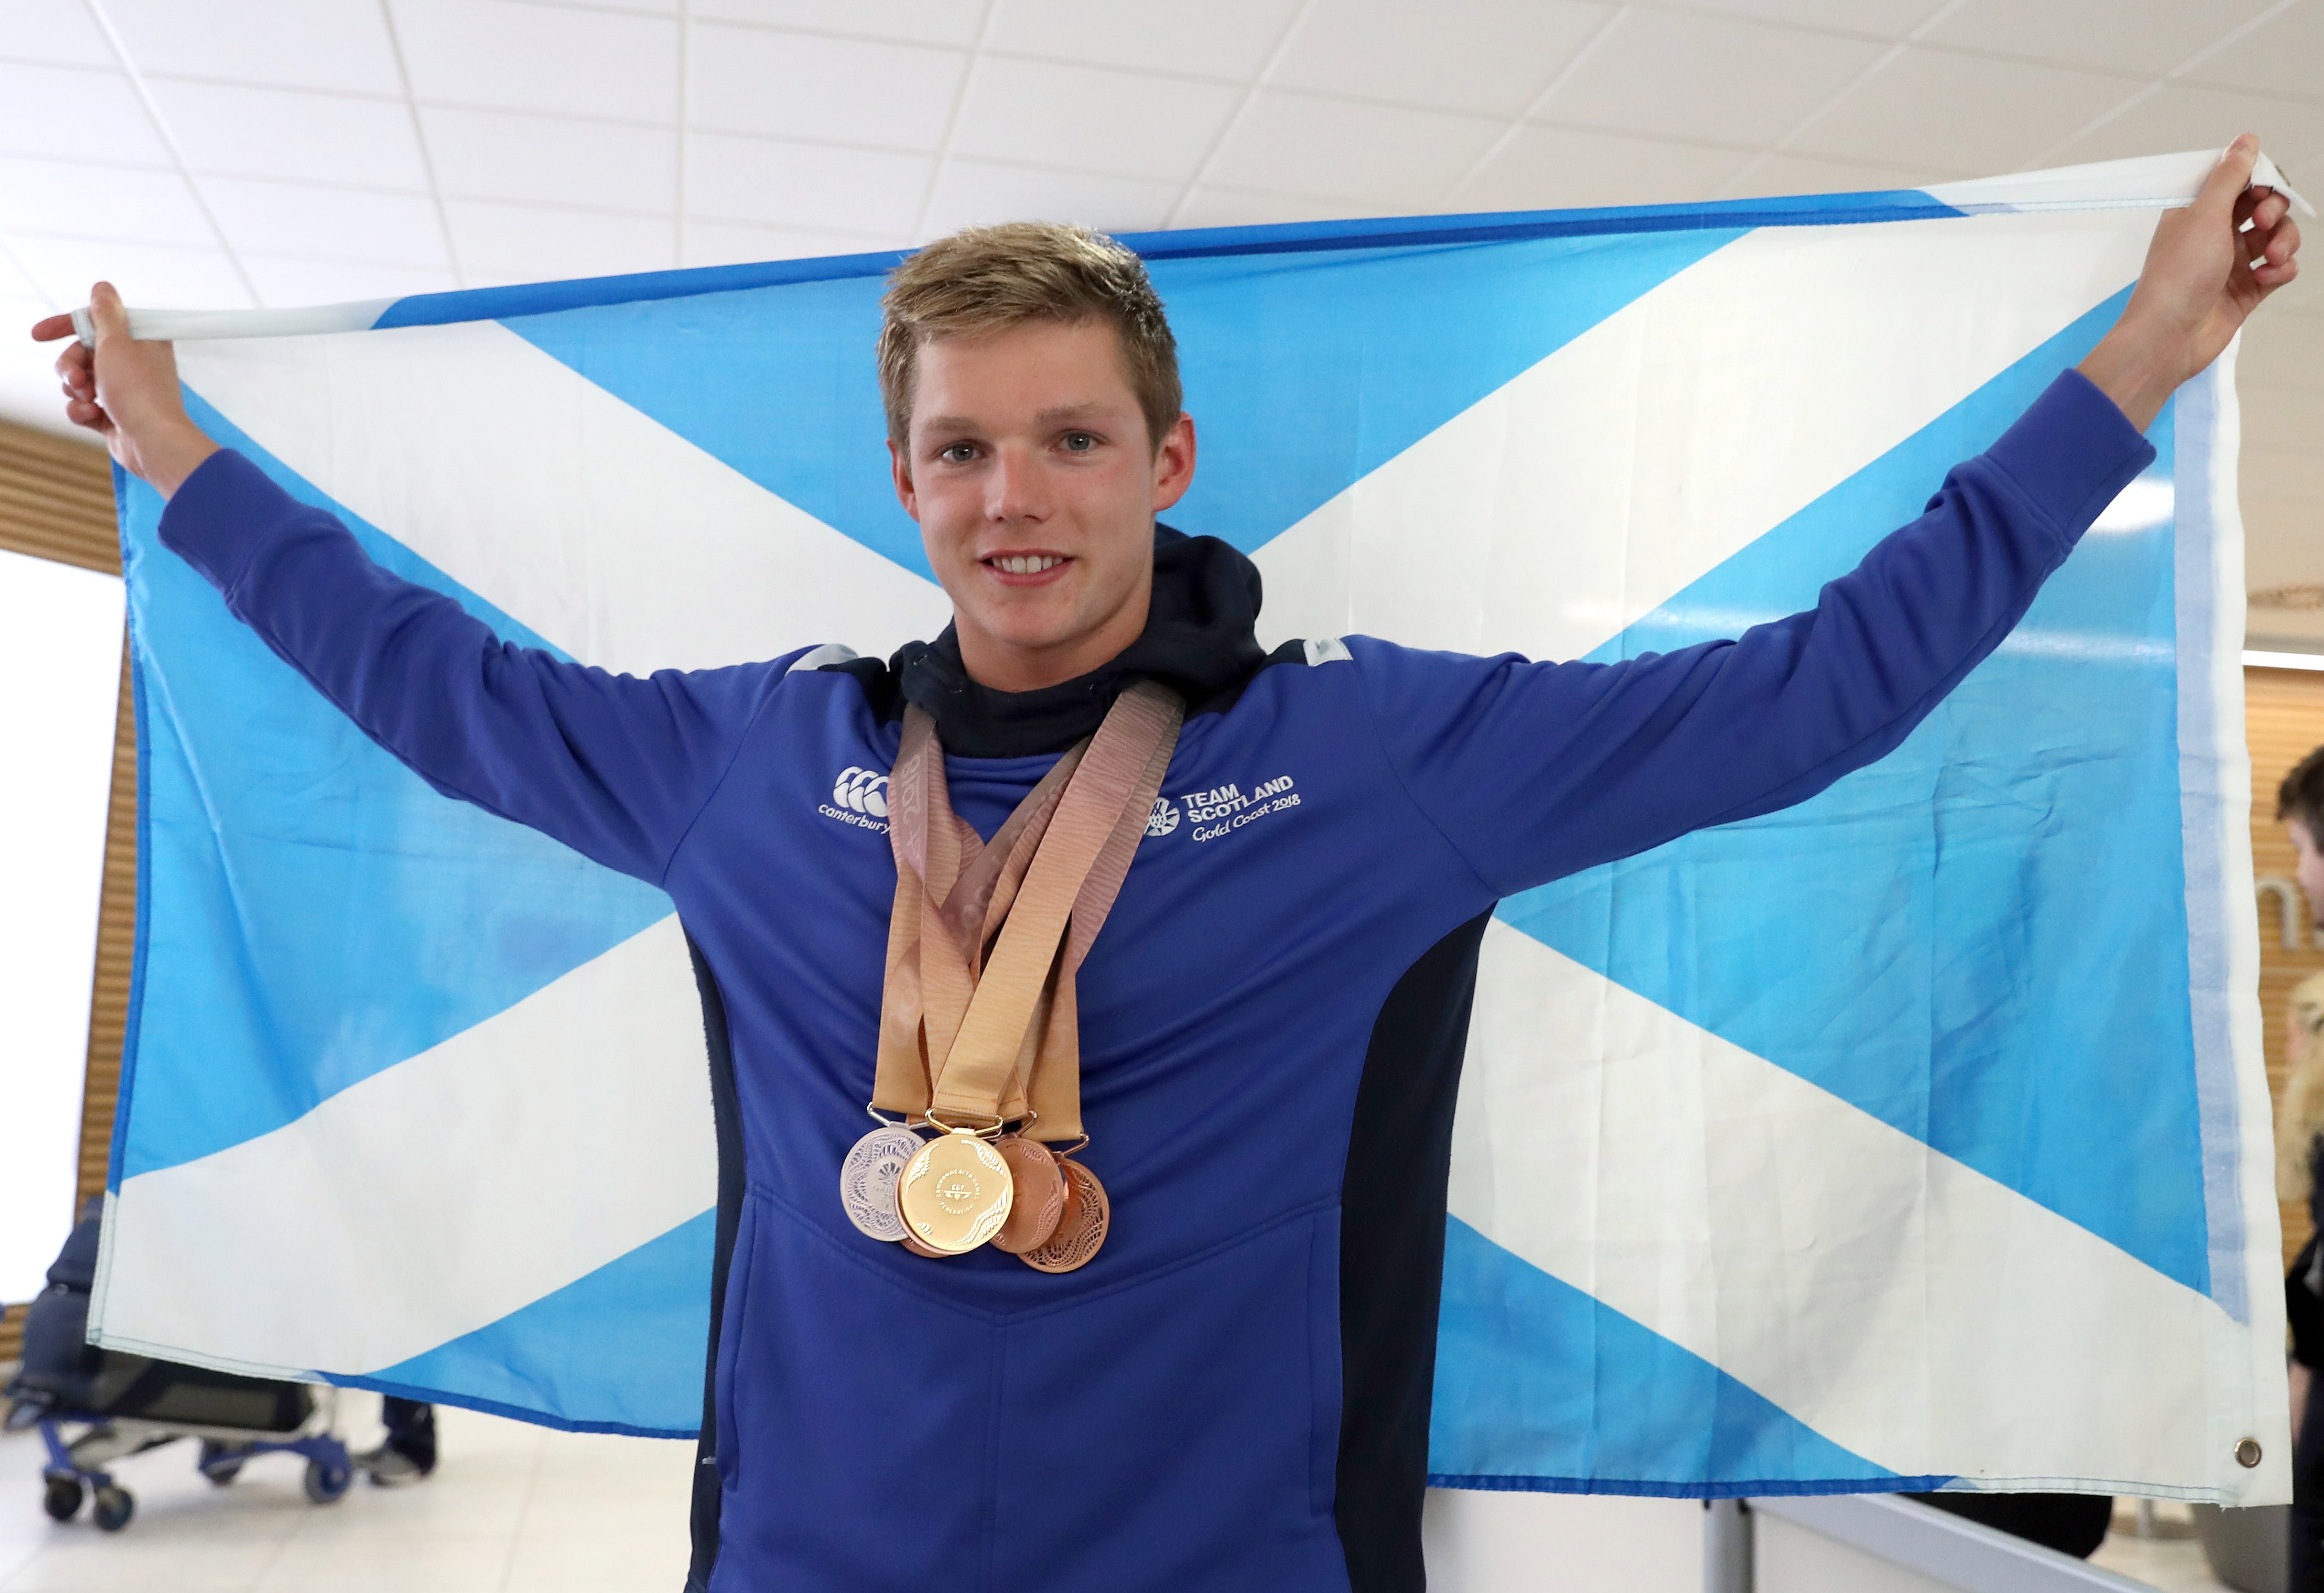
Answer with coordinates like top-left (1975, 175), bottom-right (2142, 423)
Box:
top-left (897, 1130), bottom-right (1013, 1254)
top-left (839, 1123), bottom-right (923, 1243)
top-left (1020, 1158), bottom-right (1109, 1274)
top-left (990, 1135), bottom-right (1066, 1254)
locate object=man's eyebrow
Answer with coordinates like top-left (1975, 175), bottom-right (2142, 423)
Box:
top-left (1034, 402), bottom-right (1112, 422)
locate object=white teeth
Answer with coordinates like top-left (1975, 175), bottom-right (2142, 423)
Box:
top-left (992, 555), bottom-right (1062, 575)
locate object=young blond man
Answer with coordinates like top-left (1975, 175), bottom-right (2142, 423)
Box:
top-left (38, 139), bottom-right (2300, 1592)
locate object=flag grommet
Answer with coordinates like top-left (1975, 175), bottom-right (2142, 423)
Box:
top-left (2235, 1439), bottom-right (2263, 1469)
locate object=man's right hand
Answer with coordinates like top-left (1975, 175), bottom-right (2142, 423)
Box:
top-left (32, 281), bottom-right (218, 497)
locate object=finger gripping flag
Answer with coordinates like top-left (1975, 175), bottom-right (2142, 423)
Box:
top-left (97, 151), bottom-right (2290, 1504)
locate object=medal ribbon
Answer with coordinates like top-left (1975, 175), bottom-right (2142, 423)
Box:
top-left (870, 681), bottom-right (1181, 1141)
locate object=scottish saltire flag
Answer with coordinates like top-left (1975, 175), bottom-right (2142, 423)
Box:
top-left (94, 151), bottom-right (2301, 1504)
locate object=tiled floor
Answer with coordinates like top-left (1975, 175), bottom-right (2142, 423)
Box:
top-left (0, 1398), bottom-right (695, 1591)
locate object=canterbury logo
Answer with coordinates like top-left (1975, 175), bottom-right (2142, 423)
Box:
top-left (831, 767), bottom-right (890, 819)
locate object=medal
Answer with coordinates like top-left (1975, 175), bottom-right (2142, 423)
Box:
top-left (991, 1134), bottom-right (1066, 1254)
top-left (848, 683), bottom-right (1182, 1264)
top-left (1020, 1158), bottom-right (1109, 1274)
top-left (839, 1121), bottom-right (924, 1243)
top-left (896, 1130), bottom-right (1013, 1254)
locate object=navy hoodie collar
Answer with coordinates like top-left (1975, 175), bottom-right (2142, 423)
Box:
top-left (873, 525), bottom-right (1268, 758)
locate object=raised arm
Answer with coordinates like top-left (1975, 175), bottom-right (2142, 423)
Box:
top-left (36, 285), bottom-right (775, 886)
top-left (1358, 136), bottom-right (2299, 899)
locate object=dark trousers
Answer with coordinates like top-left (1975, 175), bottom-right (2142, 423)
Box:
top-left (2295, 1367), bottom-right (2324, 1592)
top-left (381, 1396), bottom-right (437, 1474)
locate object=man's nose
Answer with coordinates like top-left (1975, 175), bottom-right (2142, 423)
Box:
top-left (986, 443), bottom-right (1047, 522)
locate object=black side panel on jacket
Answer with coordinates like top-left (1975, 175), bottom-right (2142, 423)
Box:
top-left (684, 934), bottom-right (747, 1593)
top-left (1334, 911), bottom-right (1493, 1593)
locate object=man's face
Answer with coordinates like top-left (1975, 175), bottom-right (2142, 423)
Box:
top-left (2294, 819), bottom-right (2324, 929)
top-left (891, 318), bottom-right (1196, 693)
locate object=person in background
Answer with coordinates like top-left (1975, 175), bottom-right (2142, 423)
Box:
top-left (357, 1396), bottom-right (437, 1485)
top-left (2278, 745), bottom-right (2324, 1589)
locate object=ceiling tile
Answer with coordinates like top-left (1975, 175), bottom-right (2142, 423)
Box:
top-left (985, 0), bottom-right (1299, 80)
top-left (1658, 0), bottom-right (1940, 36)
top-left (918, 160), bottom-right (1181, 238)
top-left (0, 65), bottom-right (172, 166)
top-left (2046, 84), bottom-right (2324, 174)
top-left (106, 0), bottom-right (404, 96)
top-left (1722, 150), bottom-right (1951, 198)
top-left (424, 107), bottom-right (675, 213)
top-left (1169, 186), bottom-right (1371, 230)
top-left (240, 254), bottom-right (458, 307)
top-left (1453, 127), bottom-right (1753, 212)
top-left (443, 199), bottom-right (674, 284)
top-left (390, 0), bottom-right (677, 123)
top-left (950, 58), bottom-right (1239, 183)
top-left (1203, 91), bottom-right (1501, 205)
top-left (0, 240), bottom-right (50, 302)
top-left (0, 156), bottom-right (212, 246)
top-left (684, 219), bottom-right (902, 268)
top-left (148, 79), bottom-right (431, 187)
top-left (1788, 47), bottom-right (2139, 174)
top-left (0, 0), bottom-right (116, 68)
top-left (2184, 3), bottom-right (2324, 102)
top-left (688, 24), bottom-right (965, 150)
top-left (687, 131), bottom-right (930, 235)
top-left (1922, 0), bottom-right (2280, 80)
top-left (1269, 0), bottom-right (1609, 117)
top-left (1537, 10), bottom-right (1886, 148)
top-left (694, 0), bottom-right (985, 48)
top-left (202, 178), bottom-right (447, 267)
top-left (5, 234), bottom-right (253, 308)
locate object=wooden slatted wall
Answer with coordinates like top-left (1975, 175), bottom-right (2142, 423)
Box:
top-left (2250, 666), bottom-right (2324, 1273)
top-left (0, 418), bottom-right (128, 1367)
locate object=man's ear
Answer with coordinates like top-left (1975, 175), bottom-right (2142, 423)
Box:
top-left (1151, 412), bottom-right (1197, 513)
top-left (888, 436), bottom-right (919, 521)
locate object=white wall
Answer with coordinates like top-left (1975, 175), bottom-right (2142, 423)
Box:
top-left (1425, 1488), bottom-right (1702, 1592)
top-left (0, 546), bottom-right (123, 1302)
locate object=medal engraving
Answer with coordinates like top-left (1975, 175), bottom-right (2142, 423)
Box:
top-left (840, 1123), bottom-right (923, 1243)
top-left (1021, 1159), bottom-right (1109, 1274)
top-left (898, 1132), bottom-right (1013, 1254)
top-left (991, 1135), bottom-right (1067, 1254)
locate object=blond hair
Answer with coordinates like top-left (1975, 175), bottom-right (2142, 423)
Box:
top-left (2276, 971), bottom-right (2324, 1200)
top-left (877, 221), bottom-right (1181, 452)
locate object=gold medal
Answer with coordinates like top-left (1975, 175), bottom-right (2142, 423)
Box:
top-left (1020, 1158), bottom-right (1109, 1274)
top-left (897, 1130), bottom-right (1013, 1254)
top-left (990, 1135), bottom-right (1066, 1254)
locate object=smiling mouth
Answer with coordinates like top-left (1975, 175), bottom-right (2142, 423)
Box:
top-left (984, 554), bottom-right (1067, 575)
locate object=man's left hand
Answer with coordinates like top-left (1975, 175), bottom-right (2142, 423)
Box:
top-left (2078, 134), bottom-right (2301, 431)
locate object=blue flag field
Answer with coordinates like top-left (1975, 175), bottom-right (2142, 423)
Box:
top-left (92, 150), bottom-right (2292, 1504)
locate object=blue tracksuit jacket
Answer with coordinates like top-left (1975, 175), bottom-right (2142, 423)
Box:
top-left (156, 370), bottom-right (2152, 1592)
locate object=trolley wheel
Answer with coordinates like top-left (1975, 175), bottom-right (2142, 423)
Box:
top-left (303, 1456), bottom-right (352, 1504)
top-left (90, 1486), bottom-right (133, 1532)
top-left (41, 1476), bottom-right (83, 1522)
top-left (197, 1440), bottom-right (246, 1484)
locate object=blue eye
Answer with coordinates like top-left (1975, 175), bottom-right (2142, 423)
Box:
top-left (1062, 432), bottom-right (1096, 453)
top-left (941, 443), bottom-right (977, 464)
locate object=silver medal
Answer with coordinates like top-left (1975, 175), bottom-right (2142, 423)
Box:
top-left (840, 1123), bottom-right (924, 1242)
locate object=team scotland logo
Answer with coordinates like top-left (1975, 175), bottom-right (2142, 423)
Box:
top-left (1145, 798), bottom-right (1179, 837)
